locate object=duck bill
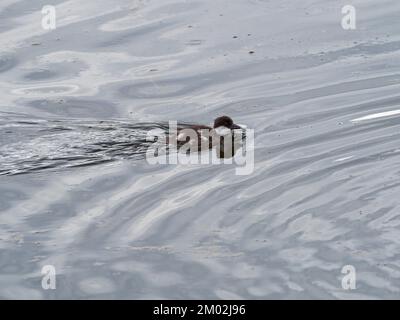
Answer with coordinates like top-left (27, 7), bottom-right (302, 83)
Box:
top-left (231, 123), bottom-right (242, 130)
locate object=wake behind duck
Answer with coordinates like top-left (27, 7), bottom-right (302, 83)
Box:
top-left (0, 116), bottom-right (247, 176)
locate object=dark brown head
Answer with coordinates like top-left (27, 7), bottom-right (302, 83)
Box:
top-left (213, 116), bottom-right (241, 129)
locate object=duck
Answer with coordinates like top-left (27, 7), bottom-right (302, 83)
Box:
top-left (170, 116), bottom-right (244, 158)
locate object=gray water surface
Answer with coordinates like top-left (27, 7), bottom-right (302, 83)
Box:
top-left (1, 0), bottom-right (400, 299)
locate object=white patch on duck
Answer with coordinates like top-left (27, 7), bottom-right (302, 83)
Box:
top-left (214, 128), bottom-right (244, 159)
top-left (214, 126), bottom-right (231, 136)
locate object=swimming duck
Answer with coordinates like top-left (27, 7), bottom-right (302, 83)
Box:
top-left (172, 116), bottom-right (244, 158)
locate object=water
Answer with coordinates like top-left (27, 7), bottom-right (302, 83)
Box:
top-left (1, 0), bottom-right (400, 299)
top-left (0, 119), bottom-right (181, 176)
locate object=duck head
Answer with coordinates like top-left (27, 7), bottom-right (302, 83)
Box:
top-left (213, 116), bottom-right (241, 135)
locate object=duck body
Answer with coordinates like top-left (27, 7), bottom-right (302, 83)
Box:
top-left (168, 116), bottom-right (244, 158)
